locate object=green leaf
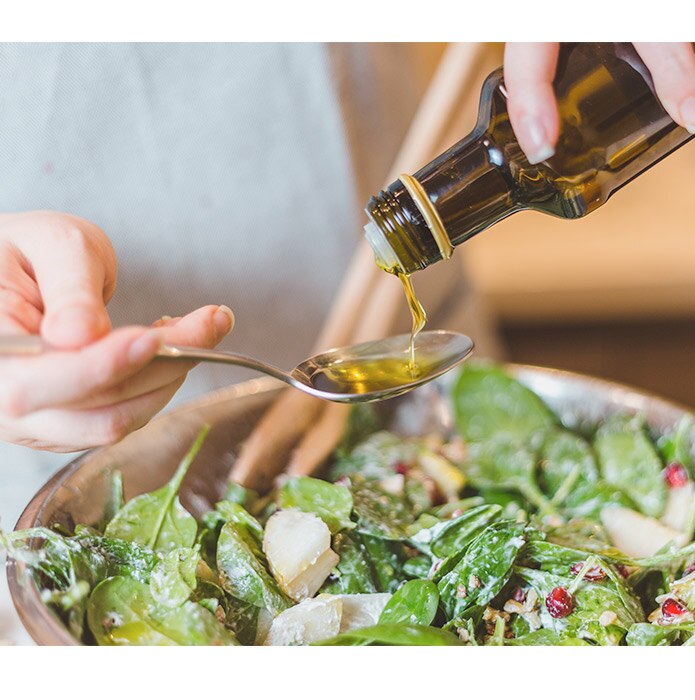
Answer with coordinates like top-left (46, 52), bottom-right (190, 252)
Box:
top-left (625, 622), bottom-right (694, 646)
top-left (72, 528), bottom-right (158, 584)
top-left (105, 427), bottom-right (209, 552)
top-left (516, 566), bottom-right (643, 645)
top-left (430, 505), bottom-right (503, 559)
top-left (561, 480), bottom-right (636, 520)
top-left (462, 438), bottom-right (556, 517)
top-left (657, 415), bottom-right (695, 478)
top-left (360, 535), bottom-right (406, 593)
top-left (537, 428), bottom-right (598, 500)
top-left (321, 532), bottom-right (377, 595)
top-left (402, 555), bottom-right (432, 580)
top-left (87, 576), bottom-right (237, 646)
top-left (222, 482), bottom-right (257, 508)
top-left (379, 580), bottom-right (439, 625)
top-left (315, 623), bottom-right (463, 646)
top-left (594, 415), bottom-right (667, 518)
top-left (330, 431), bottom-right (415, 482)
top-left (438, 521), bottom-right (527, 622)
top-left (216, 521), bottom-right (290, 616)
top-left (278, 476), bottom-right (354, 534)
top-left (97, 470), bottom-right (125, 531)
top-left (149, 546), bottom-right (199, 608)
top-left (351, 475), bottom-right (416, 540)
top-left (508, 629), bottom-right (590, 646)
top-left (452, 362), bottom-right (556, 443)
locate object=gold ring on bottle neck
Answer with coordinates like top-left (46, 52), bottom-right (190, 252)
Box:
top-left (399, 173), bottom-right (454, 261)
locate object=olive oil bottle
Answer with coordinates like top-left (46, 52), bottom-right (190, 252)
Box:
top-left (364, 42), bottom-right (695, 276)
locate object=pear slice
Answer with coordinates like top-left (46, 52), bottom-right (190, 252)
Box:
top-left (338, 593), bottom-right (392, 633)
top-left (661, 482), bottom-right (695, 532)
top-left (263, 509), bottom-right (339, 601)
top-left (418, 451), bottom-right (466, 501)
top-left (601, 505), bottom-right (688, 558)
top-left (263, 595), bottom-right (342, 646)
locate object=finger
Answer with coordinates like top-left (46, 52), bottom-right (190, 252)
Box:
top-left (504, 42), bottom-right (561, 164)
top-left (0, 326), bottom-right (162, 417)
top-left (634, 43), bottom-right (695, 133)
top-left (15, 212), bottom-right (117, 348)
top-left (0, 240), bottom-right (43, 310)
top-left (7, 376), bottom-right (186, 451)
top-left (0, 288), bottom-right (42, 334)
top-left (59, 304), bottom-right (234, 410)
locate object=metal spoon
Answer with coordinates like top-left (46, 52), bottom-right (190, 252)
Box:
top-left (0, 330), bottom-right (474, 403)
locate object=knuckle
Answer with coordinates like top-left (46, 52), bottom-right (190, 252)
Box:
top-left (97, 411), bottom-right (131, 444)
top-left (0, 382), bottom-right (27, 418)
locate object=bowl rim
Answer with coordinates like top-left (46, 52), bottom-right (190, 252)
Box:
top-left (6, 363), bottom-right (695, 645)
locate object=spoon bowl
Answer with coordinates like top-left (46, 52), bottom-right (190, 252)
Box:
top-left (0, 330), bottom-right (474, 403)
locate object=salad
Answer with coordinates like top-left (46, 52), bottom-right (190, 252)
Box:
top-left (3, 362), bottom-right (695, 646)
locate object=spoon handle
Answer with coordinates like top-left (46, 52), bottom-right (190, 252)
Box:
top-left (0, 335), bottom-right (292, 385)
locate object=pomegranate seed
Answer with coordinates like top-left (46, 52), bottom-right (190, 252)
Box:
top-left (684, 562), bottom-right (695, 577)
top-left (393, 461), bottom-right (410, 475)
top-left (663, 462), bottom-right (689, 488)
top-left (616, 564), bottom-right (630, 578)
top-left (570, 562), bottom-right (606, 581)
top-left (546, 586), bottom-right (574, 618)
top-left (513, 587), bottom-right (526, 603)
top-left (662, 598), bottom-right (688, 618)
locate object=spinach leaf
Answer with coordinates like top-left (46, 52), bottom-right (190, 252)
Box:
top-left (216, 521), bottom-right (290, 615)
top-left (97, 470), bottom-right (125, 532)
top-left (321, 532), bottom-right (377, 595)
top-left (537, 428), bottom-right (598, 500)
top-left (508, 629), bottom-right (590, 646)
top-left (149, 546), bottom-right (199, 608)
top-left (222, 481), bottom-right (257, 508)
top-left (278, 476), bottom-right (353, 534)
top-left (330, 431), bottom-right (415, 481)
top-left (452, 363), bottom-right (556, 443)
top-left (360, 535), bottom-right (406, 593)
top-left (657, 415), bottom-right (695, 478)
top-left (73, 529), bottom-right (158, 584)
top-left (87, 576), bottom-right (237, 645)
top-left (378, 580), bottom-right (439, 625)
top-left (594, 415), bottom-right (666, 518)
top-left (105, 427), bottom-right (209, 552)
top-left (315, 623), bottom-right (463, 646)
top-left (351, 475), bottom-right (415, 540)
top-left (438, 521), bottom-right (527, 622)
top-left (402, 555), bottom-right (432, 580)
top-left (430, 505), bottom-right (503, 559)
top-left (515, 566), bottom-right (643, 645)
top-left (561, 480), bottom-right (636, 520)
top-left (462, 438), bottom-right (557, 517)
top-left (625, 622), bottom-right (694, 646)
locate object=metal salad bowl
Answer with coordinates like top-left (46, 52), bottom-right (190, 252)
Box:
top-left (6, 365), bottom-right (695, 646)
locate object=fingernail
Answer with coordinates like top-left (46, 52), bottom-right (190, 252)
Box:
top-left (152, 315), bottom-right (172, 328)
top-left (214, 305), bottom-right (235, 335)
top-left (518, 115), bottom-right (555, 164)
top-left (128, 329), bottom-right (162, 364)
top-left (679, 96), bottom-right (695, 134)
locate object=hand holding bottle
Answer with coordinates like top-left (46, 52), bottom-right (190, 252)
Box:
top-left (504, 42), bottom-right (695, 164)
top-left (0, 211), bottom-right (234, 452)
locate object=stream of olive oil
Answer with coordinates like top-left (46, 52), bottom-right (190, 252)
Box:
top-left (307, 271), bottom-right (429, 395)
top-left (396, 271), bottom-right (427, 372)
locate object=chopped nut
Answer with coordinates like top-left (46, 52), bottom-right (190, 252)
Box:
top-left (599, 610), bottom-right (618, 627)
top-left (503, 599), bottom-right (525, 615)
top-left (468, 574), bottom-right (481, 590)
top-left (456, 627), bottom-right (471, 643)
top-left (456, 584), bottom-right (467, 598)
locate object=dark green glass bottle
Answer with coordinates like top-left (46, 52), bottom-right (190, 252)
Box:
top-left (365, 42), bottom-right (695, 275)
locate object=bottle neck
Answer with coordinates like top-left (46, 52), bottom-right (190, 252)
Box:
top-left (365, 132), bottom-right (516, 274)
